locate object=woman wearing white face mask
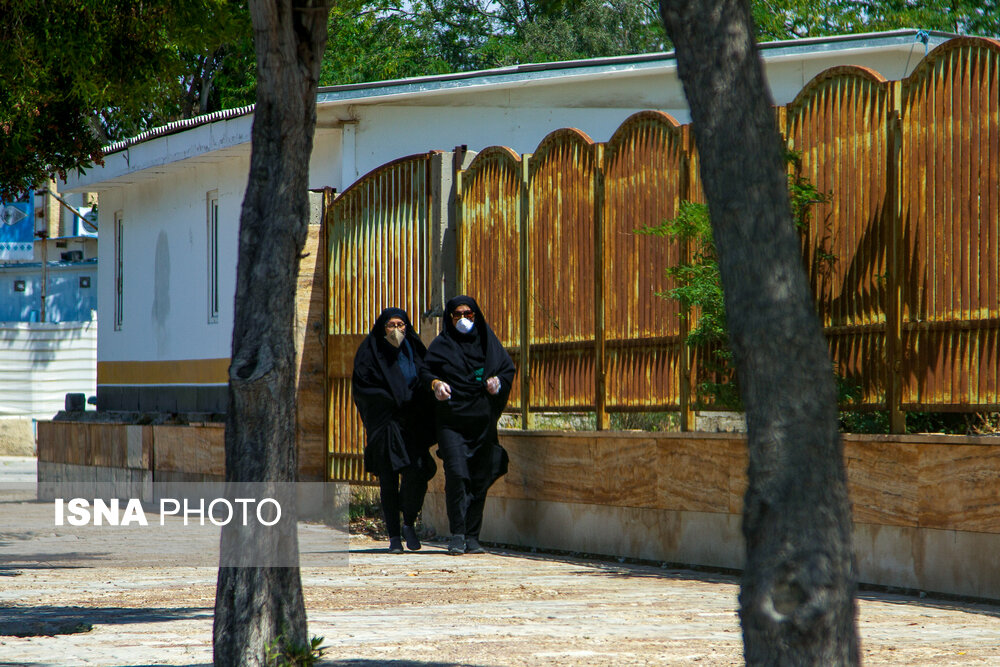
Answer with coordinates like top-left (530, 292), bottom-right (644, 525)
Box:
top-left (421, 295), bottom-right (516, 555)
top-left (352, 307), bottom-right (437, 553)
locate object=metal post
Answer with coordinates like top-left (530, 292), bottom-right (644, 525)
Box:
top-left (38, 230), bottom-right (48, 323)
top-left (678, 127), bottom-right (695, 431)
top-left (886, 89), bottom-right (906, 434)
top-left (519, 155), bottom-right (532, 430)
top-left (323, 186), bottom-right (335, 483)
top-left (594, 146), bottom-right (609, 431)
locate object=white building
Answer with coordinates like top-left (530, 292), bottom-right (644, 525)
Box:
top-left (61, 29), bottom-right (952, 414)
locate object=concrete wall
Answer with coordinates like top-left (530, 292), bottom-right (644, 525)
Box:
top-left (422, 431), bottom-right (1000, 601)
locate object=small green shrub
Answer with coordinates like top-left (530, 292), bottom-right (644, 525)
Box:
top-left (637, 150), bottom-right (833, 411)
top-left (609, 411), bottom-right (680, 432)
top-left (264, 634), bottom-right (326, 667)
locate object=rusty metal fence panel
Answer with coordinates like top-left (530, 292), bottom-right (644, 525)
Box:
top-left (527, 129), bottom-right (601, 411)
top-left (602, 111), bottom-right (690, 412)
top-left (327, 153), bottom-right (431, 483)
top-left (785, 66), bottom-right (895, 409)
top-left (458, 147), bottom-right (525, 411)
top-left (899, 38), bottom-right (1000, 411)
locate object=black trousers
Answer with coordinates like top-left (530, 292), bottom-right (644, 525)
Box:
top-left (379, 468), bottom-right (428, 538)
top-left (437, 419), bottom-right (494, 539)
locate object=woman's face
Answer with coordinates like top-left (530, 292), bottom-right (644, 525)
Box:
top-left (385, 317), bottom-right (406, 334)
top-left (451, 305), bottom-right (475, 324)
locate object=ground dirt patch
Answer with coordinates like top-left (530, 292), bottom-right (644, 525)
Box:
top-left (0, 418), bottom-right (34, 457)
top-left (2, 532), bottom-right (1000, 665)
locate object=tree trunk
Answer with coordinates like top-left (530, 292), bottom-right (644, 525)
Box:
top-left (213, 1), bottom-right (330, 666)
top-left (658, 1), bottom-right (859, 664)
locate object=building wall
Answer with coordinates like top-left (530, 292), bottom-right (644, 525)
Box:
top-left (95, 157), bottom-right (249, 412)
top-left (96, 180), bottom-right (327, 414)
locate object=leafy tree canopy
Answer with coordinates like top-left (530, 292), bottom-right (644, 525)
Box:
top-left (319, 0), bottom-right (667, 84)
top-left (752, 0), bottom-right (999, 40)
top-left (0, 0), bottom-right (250, 200)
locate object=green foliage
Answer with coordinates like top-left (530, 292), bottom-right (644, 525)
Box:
top-left (639, 152), bottom-right (832, 410)
top-left (349, 485), bottom-right (382, 522)
top-left (0, 0), bottom-right (250, 199)
top-left (838, 410), bottom-right (999, 435)
top-left (751, 0), bottom-right (1000, 41)
top-left (492, 0), bottom-right (669, 67)
top-left (321, 0), bottom-right (451, 85)
top-left (349, 485), bottom-right (387, 537)
top-left (264, 633), bottom-right (327, 667)
top-left (609, 411), bottom-right (680, 432)
top-left (320, 0), bottom-right (668, 84)
top-left (637, 200), bottom-right (736, 408)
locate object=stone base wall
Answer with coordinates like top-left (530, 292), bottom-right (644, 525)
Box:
top-left (424, 430), bottom-right (1000, 600)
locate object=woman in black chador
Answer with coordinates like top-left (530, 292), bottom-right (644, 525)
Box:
top-left (421, 295), bottom-right (516, 555)
top-left (352, 307), bottom-right (437, 553)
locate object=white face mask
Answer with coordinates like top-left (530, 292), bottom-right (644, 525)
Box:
top-left (455, 316), bottom-right (475, 334)
top-left (385, 327), bottom-right (405, 347)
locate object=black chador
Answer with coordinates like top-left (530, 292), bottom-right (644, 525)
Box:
top-left (421, 295), bottom-right (516, 555)
top-left (352, 307), bottom-right (437, 552)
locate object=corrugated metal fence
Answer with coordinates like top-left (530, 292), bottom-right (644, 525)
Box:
top-left (328, 37), bottom-right (1000, 481)
top-left (327, 154), bottom-right (432, 483)
top-left (0, 321), bottom-right (97, 419)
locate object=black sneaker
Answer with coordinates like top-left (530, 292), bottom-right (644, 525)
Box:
top-left (388, 537), bottom-right (403, 554)
top-left (402, 525), bottom-right (421, 551)
top-left (447, 534), bottom-right (465, 555)
top-left (465, 536), bottom-right (486, 554)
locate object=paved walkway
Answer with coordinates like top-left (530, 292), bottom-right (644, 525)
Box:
top-left (3, 457), bottom-right (1000, 666)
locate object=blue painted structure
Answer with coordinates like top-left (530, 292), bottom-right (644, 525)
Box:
top-left (0, 257), bottom-right (98, 322)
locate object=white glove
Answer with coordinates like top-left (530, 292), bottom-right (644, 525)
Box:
top-left (486, 376), bottom-right (501, 395)
top-left (433, 380), bottom-right (452, 401)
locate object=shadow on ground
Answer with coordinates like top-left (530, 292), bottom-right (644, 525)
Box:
top-left (857, 589), bottom-right (1000, 620)
top-left (0, 604), bottom-right (211, 638)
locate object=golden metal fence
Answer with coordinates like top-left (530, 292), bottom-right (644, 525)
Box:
top-left (327, 153), bottom-right (432, 483)
top-left (898, 38), bottom-right (1000, 414)
top-left (455, 37), bottom-right (1000, 432)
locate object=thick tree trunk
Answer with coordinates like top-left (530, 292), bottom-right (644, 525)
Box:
top-left (658, 1), bottom-right (859, 664)
top-left (213, 1), bottom-right (330, 666)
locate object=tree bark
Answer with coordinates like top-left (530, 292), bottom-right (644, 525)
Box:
top-left (658, 1), bottom-right (859, 664)
top-left (212, 1), bottom-right (330, 666)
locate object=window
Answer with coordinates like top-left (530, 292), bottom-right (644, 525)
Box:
top-left (207, 192), bottom-right (220, 323)
top-left (114, 211), bottom-right (124, 330)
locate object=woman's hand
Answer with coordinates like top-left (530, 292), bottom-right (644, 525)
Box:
top-left (432, 379), bottom-right (452, 401)
top-left (486, 376), bottom-right (501, 395)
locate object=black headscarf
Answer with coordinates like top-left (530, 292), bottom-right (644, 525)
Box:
top-left (352, 308), bottom-right (436, 477)
top-left (421, 295), bottom-right (516, 422)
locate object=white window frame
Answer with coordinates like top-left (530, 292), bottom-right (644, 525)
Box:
top-left (114, 211), bottom-right (124, 331)
top-left (207, 192), bottom-right (220, 323)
